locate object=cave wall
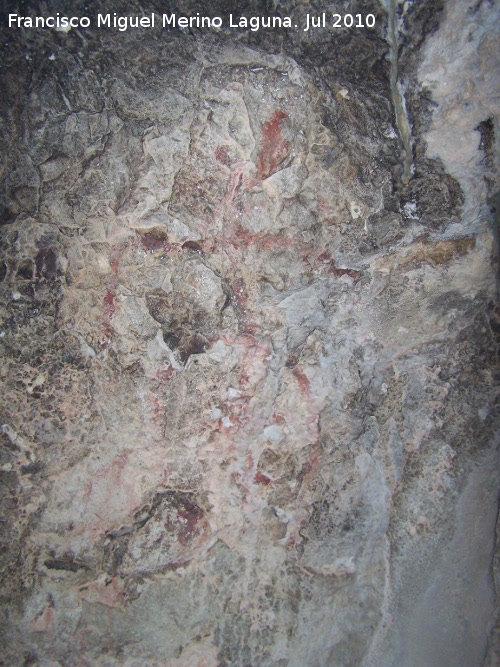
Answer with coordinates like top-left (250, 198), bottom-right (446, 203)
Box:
top-left (0, 1), bottom-right (499, 666)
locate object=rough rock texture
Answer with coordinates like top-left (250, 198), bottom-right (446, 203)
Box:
top-left (0, 1), bottom-right (498, 666)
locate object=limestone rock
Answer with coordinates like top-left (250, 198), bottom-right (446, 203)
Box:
top-left (0, 1), bottom-right (498, 666)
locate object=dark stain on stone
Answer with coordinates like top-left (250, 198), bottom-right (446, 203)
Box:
top-left (178, 333), bottom-right (209, 363)
top-left (476, 117), bottom-right (495, 154)
top-left (106, 525), bottom-right (135, 539)
top-left (147, 291), bottom-right (218, 362)
top-left (146, 293), bottom-right (172, 325)
top-left (409, 236), bottom-right (475, 267)
top-left (476, 117), bottom-right (495, 169)
top-left (402, 164), bottom-right (464, 229)
top-left (182, 240), bottom-right (204, 255)
top-left (488, 301), bottom-right (500, 338)
top-left (16, 260), bottom-right (33, 281)
top-left (0, 205), bottom-right (17, 227)
top-left (138, 230), bottom-right (172, 253)
top-left (400, 0), bottom-right (445, 55)
top-left (162, 329), bottom-right (180, 350)
top-left (310, 144), bottom-right (337, 169)
top-left (44, 558), bottom-right (90, 572)
top-left (431, 290), bottom-right (472, 314)
top-left (35, 248), bottom-right (57, 282)
top-left (105, 539), bottom-right (129, 574)
top-left (21, 462), bottom-right (43, 474)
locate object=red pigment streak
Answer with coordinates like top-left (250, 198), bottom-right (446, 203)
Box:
top-left (217, 402), bottom-right (250, 433)
top-left (101, 289), bottom-right (116, 347)
top-left (217, 407), bottom-right (251, 434)
top-left (152, 394), bottom-right (162, 415)
top-left (256, 109), bottom-right (290, 180)
top-left (317, 250), bottom-right (360, 277)
top-left (236, 338), bottom-right (271, 394)
top-left (297, 443), bottom-right (322, 502)
top-left (330, 266), bottom-right (360, 279)
top-left (110, 257), bottom-right (119, 278)
top-left (151, 392), bottom-right (166, 433)
top-left (271, 413), bottom-right (286, 426)
top-left (83, 480), bottom-right (93, 500)
top-left (109, 244), bottom-right (122, 276)
top-left (228, 225), bottom-right (298, 251)
top-left (254, 472), bottom-right (272, 486)
top-left (100, 243), bottom-right (126, 348)
top-left (285, 535), bottom-right (299, 549)
top-left (108, 452), bottom-right (129, 473)
top-left (241, 334), bottom-right (270, 356)
top-left (231, 471), bottom-right (249, 503)
top-left (316, 195), bottom-right (337, 219)
top-left (316, 251), bottom-right (332, 263)
top-left (176, 500), bottom-right (205, 546)
top-left (103, 289), bottom-right (115, 315)
top-left (156, 367), bottom-right (173, 383)
top-left (304, 249), bottom-right (360, 279)
top-left (215, 145), bottom-right (231, 166)
top-left (293, 368), bottom-right (311, 395)
top-left (225, 164), bottom-right (245, 205)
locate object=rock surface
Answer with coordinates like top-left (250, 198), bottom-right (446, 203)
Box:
top-left (0, 1), bottom-right (498, 666)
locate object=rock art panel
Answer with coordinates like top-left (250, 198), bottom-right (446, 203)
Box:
top-left (0, 1), bottom-right (498, 666)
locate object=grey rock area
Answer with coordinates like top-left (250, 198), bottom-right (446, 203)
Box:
top-left (0, 1), bottom-right (498, 665)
